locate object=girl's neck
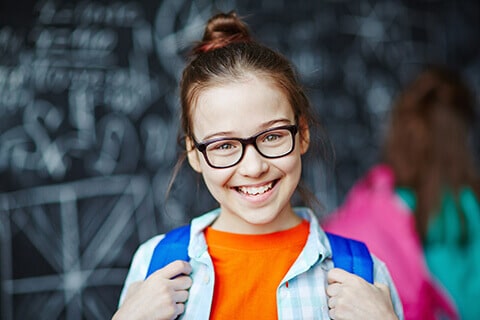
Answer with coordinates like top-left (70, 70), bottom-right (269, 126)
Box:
top-left (210, 207), bottom-right (303, 235)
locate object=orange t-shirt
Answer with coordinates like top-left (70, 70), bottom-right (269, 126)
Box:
top-left (204, 220), bottom-right (310, 319)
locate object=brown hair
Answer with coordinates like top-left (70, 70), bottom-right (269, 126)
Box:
top-left (180, 11), bottom-right (315, 142)
top-left (383, 65), bottom-right (479, 239)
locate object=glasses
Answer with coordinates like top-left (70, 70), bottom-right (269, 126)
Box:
top-left (193, 124), bottom-right (298, 169)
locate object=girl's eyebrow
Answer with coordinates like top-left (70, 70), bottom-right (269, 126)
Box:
top-left (200, 118), bottom-right (293, 141)
top-left (201, 130), bottom-right (235, 141)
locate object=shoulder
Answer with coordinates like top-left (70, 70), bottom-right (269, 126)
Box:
top-left (133, 234), bottom-right (166, 265)
top-left (369, 253), bottom-right (397, 289)
top-left (370, 254), bottom-right (390, 281)
top-left (126, 233), bottom-right (165, 265)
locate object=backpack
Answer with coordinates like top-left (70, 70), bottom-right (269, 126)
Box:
top-left (145, 224), bottom-right (374, 283)
top-left (322, 165), bottom-right (458, 320)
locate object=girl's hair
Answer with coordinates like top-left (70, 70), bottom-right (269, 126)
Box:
top-left (180, 11), bottom-right (315, 142)
top-left (382, 65), bottom-right (479, 239)
top-left (167, 11), bottom-right (326, 208)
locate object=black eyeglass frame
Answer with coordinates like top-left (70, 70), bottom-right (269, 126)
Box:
top-left (193, 124), bottom-right (298, 169)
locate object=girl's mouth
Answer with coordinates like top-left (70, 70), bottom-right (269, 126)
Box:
top-left (236, 180), bottom-right (277, 196)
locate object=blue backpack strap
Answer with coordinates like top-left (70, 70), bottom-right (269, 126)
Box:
top-left (145, 224), bottom-right (191, 279)
top-left (144, 226), bottom-right (373, 283)
top-left (326, 232), bottom-right (374, 284)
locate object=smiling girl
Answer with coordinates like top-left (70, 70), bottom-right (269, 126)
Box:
top-left (113, 11), bottom-right (403, 320)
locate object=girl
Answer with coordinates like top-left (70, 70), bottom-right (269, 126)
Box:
top-left (323, 65), bottom-right (479, 320)
top-left (113, 11), bottom-right (403, 320)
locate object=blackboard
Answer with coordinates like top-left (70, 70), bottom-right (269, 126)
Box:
top-left (1, 1), bottom-right (479, 318)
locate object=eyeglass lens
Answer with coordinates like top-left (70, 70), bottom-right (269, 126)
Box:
top-left (204, 126), bottom-right (295, 168)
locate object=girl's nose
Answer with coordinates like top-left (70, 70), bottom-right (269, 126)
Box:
top-left (236, 145), bottom-right (268, 177)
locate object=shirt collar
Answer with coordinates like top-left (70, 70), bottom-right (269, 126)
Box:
top-left (188, 207), bottom-right (332, 264)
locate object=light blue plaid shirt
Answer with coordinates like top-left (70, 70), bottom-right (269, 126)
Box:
top-left (119, 207), bottom-right (404, 319)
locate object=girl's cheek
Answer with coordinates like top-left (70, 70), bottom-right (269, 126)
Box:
top-left (276, 154), bottom-right (302, 173)
top-left (203, 168), bottom-right (234, 185)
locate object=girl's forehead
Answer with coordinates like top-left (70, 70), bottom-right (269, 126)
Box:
top-left (190, 77), bottom-right (295, 138)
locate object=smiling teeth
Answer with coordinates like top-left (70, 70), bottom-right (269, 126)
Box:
top-left (238, 183), bottom-right (273, 195)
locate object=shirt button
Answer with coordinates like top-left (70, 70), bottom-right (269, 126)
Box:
top-left (203, 275), bottom-right (210, 284)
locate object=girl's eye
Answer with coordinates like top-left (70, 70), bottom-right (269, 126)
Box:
top-left (264, 134), bottom-right (281, 142)
top-left (262, 130), bottom-right (288, 143)
top-left (207, 140), bottom-right (238, 152)
top-left (217, 143), bottom-right (234, 150)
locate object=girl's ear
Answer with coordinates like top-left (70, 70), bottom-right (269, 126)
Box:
top-left (186, 137), bottom-right (202, 173)
top-left (298, 117), bottom-right (310, 154)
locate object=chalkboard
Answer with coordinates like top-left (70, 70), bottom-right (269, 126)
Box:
top-left (1, 1), bottom-right (479, 318)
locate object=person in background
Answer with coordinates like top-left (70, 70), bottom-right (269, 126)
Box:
top-left (323, 65), bottom-right (479, 320)
top-left (112, 11), bottom-right (403, 320)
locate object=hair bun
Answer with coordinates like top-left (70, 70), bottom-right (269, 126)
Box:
top-left (193, 11), bottom-right (251, 54)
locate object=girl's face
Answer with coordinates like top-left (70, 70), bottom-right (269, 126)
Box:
top-left (187, 75), bottom-right (310, 234)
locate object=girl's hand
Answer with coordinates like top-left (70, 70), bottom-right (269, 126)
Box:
top-left (326, 268), bottom-right (398, 320)
top-left (112, 260), bottom-right (193, 320)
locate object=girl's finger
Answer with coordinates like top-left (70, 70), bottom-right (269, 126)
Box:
top-left (327, 268), bottom-right (351, 284)
top-left (152, 260), bottom-right (192, 279)
top-left (327, 296), bottom-right (337, 308)
top-left (326, 282), bottom-right (341, 297)
top-left (173, 290), bottom-right (190, 303)
top-left (171, 275), bottom-right (193, 290)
